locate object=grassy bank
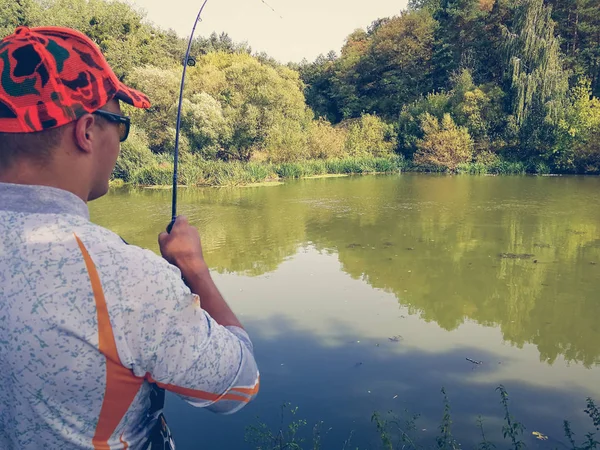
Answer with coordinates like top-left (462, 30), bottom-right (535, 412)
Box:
top-left (120, 156), bottom-right (406, 187)
top-left (113, 155), bottom-right (546, 188)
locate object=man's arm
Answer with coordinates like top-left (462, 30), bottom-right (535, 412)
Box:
top-left (113, 216), bottom-right (259, 414)
top-left (158, 216), bottom-right (242, 329)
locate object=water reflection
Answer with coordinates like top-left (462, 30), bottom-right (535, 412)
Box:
top-left (92, 175), bottom-right (600, 369)
top-left (159, 247), bottom-right (596, 449)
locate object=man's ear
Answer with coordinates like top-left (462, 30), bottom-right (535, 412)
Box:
top-left (74, 114), bottom-right (97, 154)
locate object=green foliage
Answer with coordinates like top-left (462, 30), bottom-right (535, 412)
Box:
top-left (193, 53), bottom-right (313, 162)
top-left (456, 159), bottom-right (527, 175)
top-left (19, 0), bottom-right (176, 79)
top-left (554, 79), bottom-right (600, 172)
top-left (299, 9), bottom-right (437, 122)
top-left (476, 416), bottom-right (496, 450)
top-left (586, 398), bottom-right (600, 431)
top-left (180, 93), bottom-right (228, 159)
top-left (546, 0), bottom-right (600, 97)
top-left (306, 120), bottom-right (347, 160)
top-left (122, 155), bottom-right (404, 187)
top-left (3, 0), bottom-right (600, 176)
top-left (398, 91), bottom-right (453, 157)
top-left (343, 114), bottom-right (396, 157)
top-left (414, 113), bottom-right (474, 171)
top-left (245, 402), bottom-right (309, 450)
top-left (436, 387), bottom-right (458, 450)
top-left (113, 126), bottom-right (155, 182)
top-left (564, 399), bottom-right (600, 450)
top-left (124, 65), bottom-right (183, 154)
top-left (0, 0), bottom-right (39, 36)
top-left (496, 385), bottom-right (526, 450)
top-left (398, 71), bottom-right (507, 160)
top-left (449, 70), bottom-right (508, 152)
top-left (430, 0), bottom-right (490, 90)
top-left (354, 10), bottom-right (437, 120)
top-left (502, 0), bottom-right (570, 157)
top-left (129, 164), bottom-right (173, 186)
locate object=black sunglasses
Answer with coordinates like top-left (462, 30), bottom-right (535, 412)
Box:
top-left (92, 110), bottom-right (131, 142)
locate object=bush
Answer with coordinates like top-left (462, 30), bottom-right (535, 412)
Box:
top-left (343, 114), bottom-right (397, 158)
top-left (113, 126), bottom-right (156, 182)
top-left (306, 119), bottom-right (347, 160)
top-left (398, 91), bottom-right (453, 157)
top-left (414, 113), bottom-right (474, 172)
top-left (263, 119), bottom-right (308, 163)
top-left (130, 164), bottom-right (173, 186)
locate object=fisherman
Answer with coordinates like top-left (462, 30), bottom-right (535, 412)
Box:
top-left (0, 26), bottom-right (259, 449)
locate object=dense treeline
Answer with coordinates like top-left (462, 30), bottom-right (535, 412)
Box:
top-left (1, 0), bottom-right (600, 182)
top-left (299, 0), bottom-right (600, 174)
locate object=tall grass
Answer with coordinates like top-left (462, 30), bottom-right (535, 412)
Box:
top-left (125, 155), bottom-right (406, 187)
top-left (118, 153), bottom-right (562, 188)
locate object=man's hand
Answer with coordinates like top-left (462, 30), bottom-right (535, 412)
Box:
top-left (158, 216), bottom-right (207, 277)
top-left (158, 216), bottom-right (243, 329)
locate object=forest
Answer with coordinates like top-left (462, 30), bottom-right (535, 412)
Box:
top-left (1, 0), bottom-right (600, 183)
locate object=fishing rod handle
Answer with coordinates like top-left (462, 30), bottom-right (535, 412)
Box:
top-left (167, 217), bottom-right (176, 234)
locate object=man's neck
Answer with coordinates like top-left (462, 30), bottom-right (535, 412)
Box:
top-left (0, 166), bottom-right (89, 204)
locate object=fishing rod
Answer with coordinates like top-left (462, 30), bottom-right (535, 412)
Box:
top-left (167, 0), bottom-right (210, 233)
top-left (167, 0), bottom-right (283, 233)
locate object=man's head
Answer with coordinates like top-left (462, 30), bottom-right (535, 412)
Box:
top-left (0, 26), bottom-right (150, 201)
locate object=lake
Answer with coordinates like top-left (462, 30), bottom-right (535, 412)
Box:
top-left (90, 174), bottom-right (600, 449)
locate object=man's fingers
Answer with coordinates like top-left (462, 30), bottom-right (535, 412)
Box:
top-left (158, 231), bottom-right (169, 245)
top-left (174, 216), bottom-right (188, 228)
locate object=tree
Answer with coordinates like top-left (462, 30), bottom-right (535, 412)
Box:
top-left (180, 93), bottom-right (229, 159)
top-left (124, 65), bottom-right (183, 153)
top-left (547, 0), bottom-right (600, 97)
top-left (353, 10), bottom-right (438, 120)
top-left (408, 0), bottom-right (441, 12)
top-left (502, 0), bottom-right (570, 158)
top-left (553, 78), bottom-right (600, 172)
top-left (299, 54), bottom-right (343, 123)
top-left (398, 91), bottom-right (452, 157)
top-left (430, 0), bottom-right (500, 90)
top-left (449, 69), bottom-right (508, 153)
top-left (190, 53), bottom-right (313, 161)
top-left (0, 0), bottom-right (40, 37)
top-left (19, 0), bottom-right (179, 79)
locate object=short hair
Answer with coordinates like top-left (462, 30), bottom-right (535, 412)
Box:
top-left (0, 126), bottom-right (66, 171)
top-left (0, 112), bottom-right (113, 172)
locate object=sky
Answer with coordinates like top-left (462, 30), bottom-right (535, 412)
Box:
top-left (128, 0), bottom-right (410, 63)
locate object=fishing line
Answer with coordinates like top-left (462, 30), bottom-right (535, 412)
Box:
top-left (260, 0), bottom-right (284, 19)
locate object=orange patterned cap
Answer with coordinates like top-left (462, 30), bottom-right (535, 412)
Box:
top-left (0, 26), bottom-right (151, 133)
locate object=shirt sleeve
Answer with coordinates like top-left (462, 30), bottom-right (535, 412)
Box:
top-left (113, 246), bottom-right (260, 414)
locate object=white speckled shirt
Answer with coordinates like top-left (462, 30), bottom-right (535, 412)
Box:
top-left (0, 182), bottom-right (260, 450)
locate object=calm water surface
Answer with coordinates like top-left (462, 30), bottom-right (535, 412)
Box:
top-left (90, 174), bottom-right (600, 449)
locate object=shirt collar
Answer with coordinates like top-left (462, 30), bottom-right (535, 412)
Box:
top-left (0, 182), bottom-right (90, 220)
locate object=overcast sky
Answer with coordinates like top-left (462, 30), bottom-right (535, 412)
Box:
top-left (128, 0), bottom-right (409, 63)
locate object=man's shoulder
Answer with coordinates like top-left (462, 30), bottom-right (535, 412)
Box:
top-left (74, 222), bottom-right (180, 279)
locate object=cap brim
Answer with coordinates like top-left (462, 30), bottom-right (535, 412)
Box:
top-left (115, 81), bottom-right (151, 109)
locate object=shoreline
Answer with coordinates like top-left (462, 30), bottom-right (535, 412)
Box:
top-left (109, 166), bottom-right (577, 190)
